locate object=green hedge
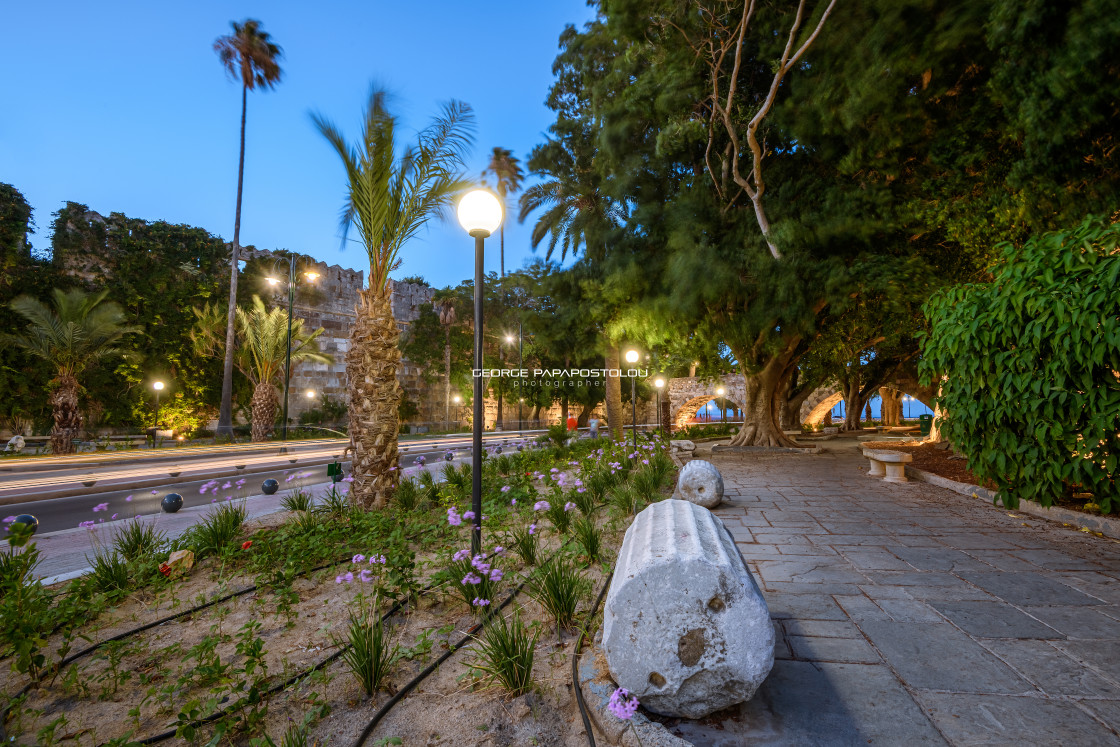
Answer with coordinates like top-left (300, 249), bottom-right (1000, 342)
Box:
top-left (921, 218), bottom-right (1120, 512)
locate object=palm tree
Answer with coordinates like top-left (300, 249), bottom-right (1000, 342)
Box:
top-left (213, 19), bottom-right (283, 437)
top-left (313, 87), bottom-right (474, 508)
top-left (482, 147), bottom-right (524, 278)
top-left (433, 289), bottom-right (459, 427)
top-left (192, 297), bottom-right (331, 442)
top-left (3, 289), bottom-right (138, 454)
top-left (519, 139), bottom-right (626, 439)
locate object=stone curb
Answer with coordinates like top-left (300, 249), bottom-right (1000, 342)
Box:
top-left (711, 445), bottom-right (823, 455)
top-left (577, 634), bottom-right (695, 747)
top-left (905, 465), bottom-right (1120, 541)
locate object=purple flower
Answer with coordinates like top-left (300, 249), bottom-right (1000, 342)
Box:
top-left (462, 572), bottom-right (482, 585)
top-left (447, 507), bottom-right (462, 527)
top-left (369, 554), bottom-right (386, 564)
top-left (529, 523), bottom-right (537, 535)
top-left (501, 485), bottom-right (511, 493)
top-left (359, 569), bottom-right (374, 583)
top-left (222, 482), bottom-right (232, 489)
top-left (642, 459), bottom-right (649, 465)
top-left (472, 597), bottom-right (491, 607)
top-left (489, 568), bottom-right (504, 582)
top-left (2, 516), bottom-right (15, 524)
top-left (343, 475), bottom-right (355, 483)
top-left (92, 502), bottom-right (109, 512)
top-left (564, 502), bottom-right (576, 512)
top-left (151, 490), bottom-right (158, 495)
top-left (463, 510), bottom-right (476, 521)
top-left (550, 467), bottom-right (559, 473)
top-left (111, 513), bottom-right (118, 519)
top-left (577, 487), bottom-right (587, 493)
top-left (608, 688), bottom-right (640, 720)
top-left (335, 571), bottom-right (354, 584)
top-left (353, 553), bottom-right (366, 564)
top-left (492, 546), bottom-right (505, 556)
top-left (236, 479), bottom-right (247, 487)
top-left (124, 495), bottom-right (133, 502)
top-left (211, 498), bottom-right (217, 503)
top-left (511, 499), bottom-right (517, 506)
top-left (471, 555), bottom-right (491, 573)
top-left (79, 520), bottom-right (95, 529)
top-left (534, 500), bottom-right (550, 512)
top-left (452, 548), bottom-right (470, 562)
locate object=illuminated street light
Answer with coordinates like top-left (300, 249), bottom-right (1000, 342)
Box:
top-left (270, 258), bottom-right (322, 440)
top-left (152, 380), bottom-right (165, 431)
top-left (458, 189), bottom-right (503, 558)
top-left (625, 349), bottom-right (639, 450)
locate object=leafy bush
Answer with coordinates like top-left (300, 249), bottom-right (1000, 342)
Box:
top-left (472, 612), bottom-right (538, 696)
top-left (922, 218), bottom-right (1120, 512)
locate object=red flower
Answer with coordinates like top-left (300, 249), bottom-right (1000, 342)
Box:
top-left (241, 540), bottom-right (253, 550)
top-left (158, 563), bottom-right (171, 577)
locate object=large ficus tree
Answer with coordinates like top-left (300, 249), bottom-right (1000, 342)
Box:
top-left (314, 88), bottom-right (474, 508)
top-left (2, 289), bottom-right (138, 454)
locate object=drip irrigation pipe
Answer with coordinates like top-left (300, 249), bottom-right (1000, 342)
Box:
top-left (573, 571), bottom-right (613, 747)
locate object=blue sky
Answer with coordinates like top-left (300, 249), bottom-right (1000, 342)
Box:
top-left (1, 0), bottom-right (596, 287)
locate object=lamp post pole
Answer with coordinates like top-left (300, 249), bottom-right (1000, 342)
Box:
top-left (625, 349), bottom-right (639, 452)
top-left (518, 322), bottom-right (523, 436)
top-left (153, 381), bottom-right (164, 430)
top-left (281, 258), bottom-right (295, 441)
top-left (458, 189), bottom-right (502, 559)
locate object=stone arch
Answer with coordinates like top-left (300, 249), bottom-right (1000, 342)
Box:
top-left (667, 375), bottom-right (746, 432)
top-left (803, 391), bottom-right (844, 426)
top-left (672, 393), bottom-right (744, 430)
top-left (802, 385), bottom-right (936, 427)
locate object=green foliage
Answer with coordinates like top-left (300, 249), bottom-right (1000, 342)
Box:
top-left (111, 519), bottom-right (167, 562)
top-left (281, 489), bottom-right (314, 513)
top-left (471, 612), bottom-right (538, 696)
top-left (544, 498), bottom-right (573, 535)
top-left (921, 218), bottom-right (1120, 512)
top-left (87, 546), bottom-right (131, 594)
top-left (393, 478), bottom-right (420, 512)
top-left (0, 542), bottom-right (50, 676)
top-left (507, 523), bottom-right (539, 568)
top-left (335, 608), bottom-right (397, 698)
top-left (180, 501), bottom-right (247, 556)
top-left (526, 556), bottom-right (589, 630)
top-left (572, 517), bottom-right (602, 562)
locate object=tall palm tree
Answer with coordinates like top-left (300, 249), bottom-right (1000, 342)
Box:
top-left (213, 19), bottom-right (283, 437)
top-left (313, 87), bottom-right (474, 508)
top-left (3, 289), bottom-right (138, 454)
top-left (192, 297), bottom-right (331, 442)
top-left (433, 289), bottom-right (459, 427)
top-left (482, 147), bottom-right (524, 278)
top-left (519, 139), bottom-right (626, 439)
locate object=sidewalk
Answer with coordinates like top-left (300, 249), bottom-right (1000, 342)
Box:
top-left (671, 446), bottom-right (1120, 745)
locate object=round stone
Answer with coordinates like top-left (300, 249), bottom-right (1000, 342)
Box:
top-left (674, 460), bottom-right (724, 508)
top-left (445, 450), bottom-right (454, 461)
top-left (12, 514), bottom-right (38, 535)
top-left (261, 479), bottom-right (280, 495)
top-left (161, 493), bottom-right (184, 513)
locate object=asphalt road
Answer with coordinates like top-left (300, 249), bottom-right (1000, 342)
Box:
top-left (1, 431), bottom-right (537, 535)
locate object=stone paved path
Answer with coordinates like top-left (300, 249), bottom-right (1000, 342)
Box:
top-left (669, 444), bottom-right (1120, 746)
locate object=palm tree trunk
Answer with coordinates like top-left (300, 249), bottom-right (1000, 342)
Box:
top-left (444, 328), bottom-right (452, 427)
top-left (500, 224), bottom-right (505, 278)
top-left (604, 345), bottom-right (623, 441)
top-left (218, 83), bottom-right (248, 437)
top-left (348, 286), bottom-right (401, 509)
top-left (250, 381), bottom-right (279, 442)
top-left (50, 374), bottom-right (82, 455)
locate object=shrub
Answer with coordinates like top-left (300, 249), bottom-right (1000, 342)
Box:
top-left (281, 489), bottom-right (314, 513)
top-left (317, 486), bottom-right (350, 521)
top-left (544, 500), bottom-right (574, 535)
top-left (87, 547), bottom-right (130, 594)
top-left (185, 501), bottom-right (247, 556)
top-left (922, 218), bottom-right (1120, 512)
top-left (394, 479), bottom-right (419, 511)
top-left (508, 523), bottom-right (539, 567)
top-left (572, 517), bottom-right (602, 562)
top-left (472, 612), bottom-right (538, 696)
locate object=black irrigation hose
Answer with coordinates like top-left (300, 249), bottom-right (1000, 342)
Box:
top-left (350, 545), bottom-right (571, 747)
top-left (573, 571), bottom-right (614, 747)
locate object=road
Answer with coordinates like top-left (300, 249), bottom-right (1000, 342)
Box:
top-left (0, 431), bottom-right (537, 535)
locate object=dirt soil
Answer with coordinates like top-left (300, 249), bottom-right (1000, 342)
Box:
top-left (861, 441), bottom-right (997, 490)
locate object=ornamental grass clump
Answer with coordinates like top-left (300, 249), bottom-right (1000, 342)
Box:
top-left (183, 500), bottom-right (247, 557)
top-left (572, 516), bottom-right (603, 562)
top-left (417, 470), bottom-right (441, 505)
top-left (472, 612), bottom-right (539, 696)
top-left (608, 484), bottom-right (643, 518)
top-left (87, 546), bottom-right (130, 594)
top-left (544, 498), bottom-right (574, 535)
top-left (393, 478), bottom-right (419, 511)
top-left (444, 548), bottom-right (503, 611)
top-left (317, 486), bottom-right (351, 521)
top-left (508, 522), bottom-right (540, 567)
top-left (336, 607), bottom-right (397, 698)
top-left (111, 518), bottom-right (166, 562)
top-left (526, 556), bottom-right (589, 630)
top-left (281, 489), bottom-right (314, 513)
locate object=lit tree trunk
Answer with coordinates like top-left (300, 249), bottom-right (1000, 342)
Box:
top-left (49, 374), bottom-right (82, 455)
top-left (443, 328), bottom-right (452, 426)
top-left (250, 381), bottom-right (279, 442)
top-left (348, 286), bottom-right (400, 509)
top-left (726, 345), bottom-right (801, 448)
top-left (604, 345), bottom-right (624, 441)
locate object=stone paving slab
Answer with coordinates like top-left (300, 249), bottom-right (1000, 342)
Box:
top-left (667, 444), bottom-right (1120, 745)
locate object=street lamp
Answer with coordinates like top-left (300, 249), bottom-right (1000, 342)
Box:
top-left (266, 257), bottom-right (321, 441)
top-left (506, 328), bottom-right (524, 436)
top-left (458, 188), bottom-right (503, 557)
top-left (625, 349), bottom-right (639, 451)
top-left (654, 377), bottom-right (665, 439)
top-left (152, 381), bottom-right (165, 430)
top-left (716, 386), bottom-right (726, 424)
top-left (305, 389), bottom-right (315, 400)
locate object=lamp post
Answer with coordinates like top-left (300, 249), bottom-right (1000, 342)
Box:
top-left (654, 377), bottom-right (665, 439)
top-left (625, 349), bottom-right (639, 451)
top-left (716, 386), bottom-right (726, 425)
top-left (267, 258), bottom-right (320, 441)
top-left (457, 188), bottom-right (503, 557)
top-left (507, 327), bottom-right (523, 436)
top-left (152, 381), bottom-right (165, 430)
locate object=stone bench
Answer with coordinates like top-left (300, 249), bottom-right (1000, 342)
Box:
top-left (603, 499), bottom-right (774, 719)
top-left (862, 448), bottom-right (913, 483)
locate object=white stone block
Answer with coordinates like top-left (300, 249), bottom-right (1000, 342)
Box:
top-left (673, 459), bottom-right (724, 508)
top-left (669, 439), bottom-right (696, 452)
top-left (603, 499), bottom-right (774, 719)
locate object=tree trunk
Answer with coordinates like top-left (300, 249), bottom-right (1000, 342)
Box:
top-left (49, 375), bottom-right (82, 454)
top-left (348, 286), bottom-right (401, 509)
top-left (841, 370), bottom-right (863, 431)
top-left (577, 403), bottom-right (591, 427)
top-left (444, 328), bottom-right (451, 427)
top-left (250, 381), bottom-right (279, 442)
top-left (604, 345), bottom-right (624, 441)
top-left (560, 394), bottom-right (569, 426)
top-left (726, 354), bottom-right (801, 448)
top-left (879, 387), bottom-right (902, 426)
top-left (218, 84), bottom-right (249, 437)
